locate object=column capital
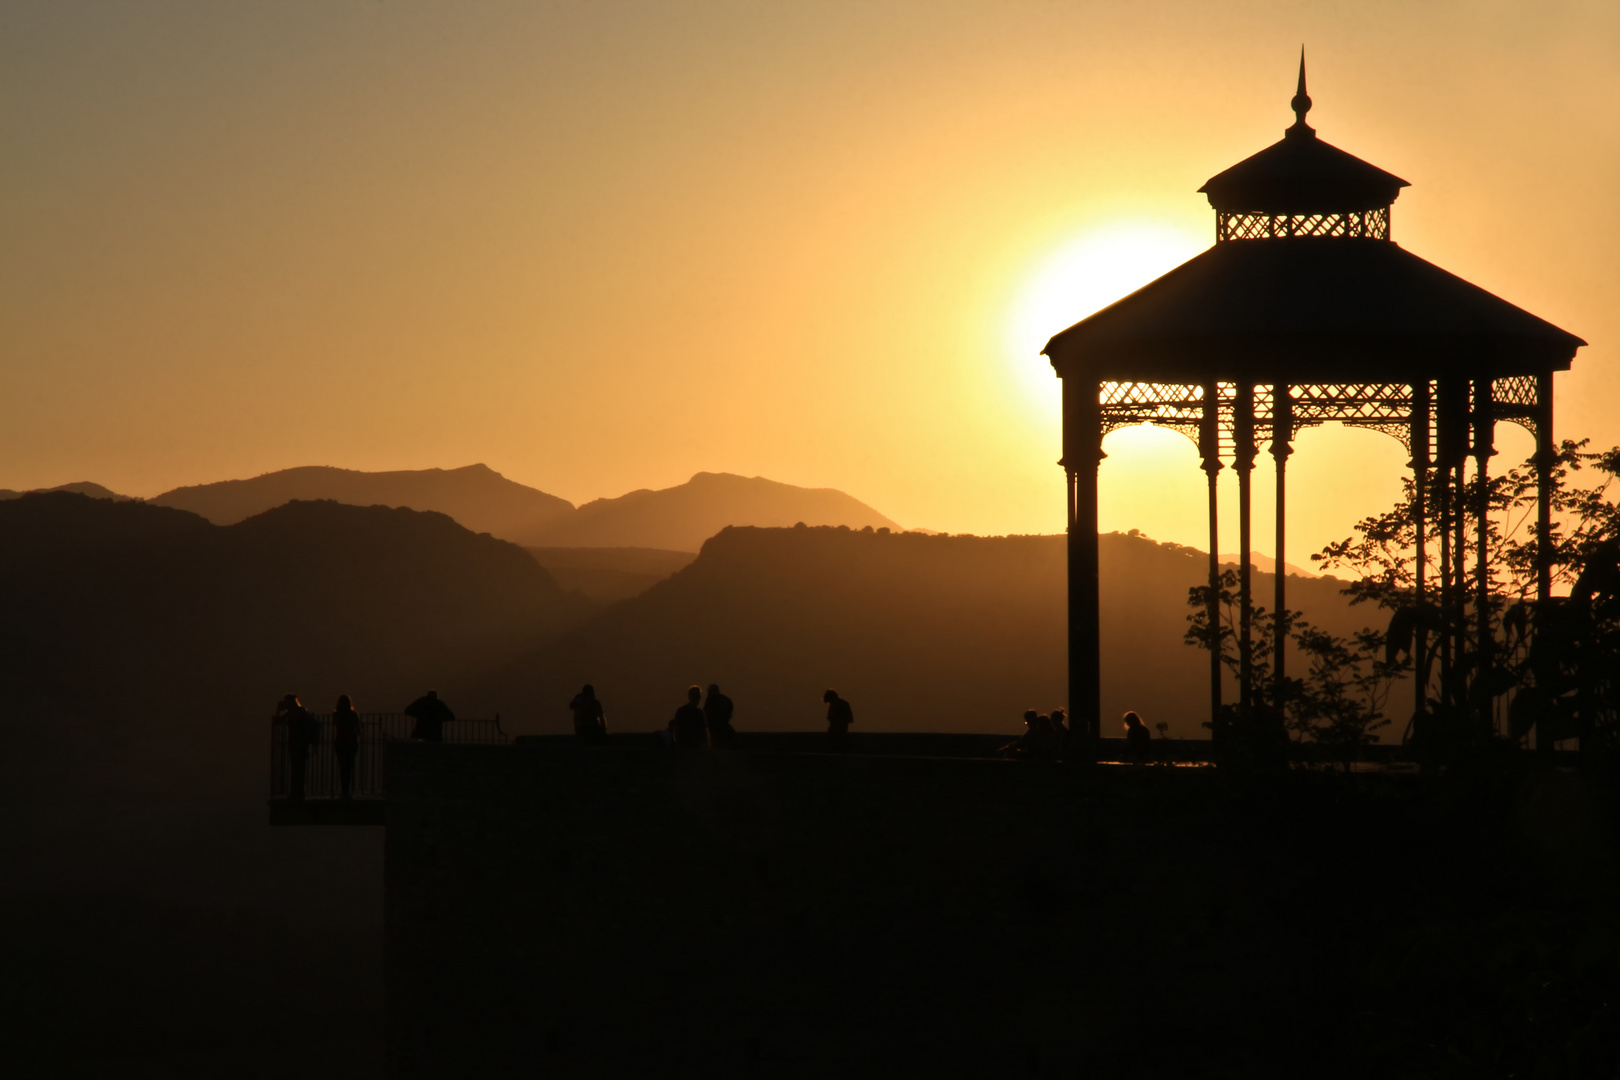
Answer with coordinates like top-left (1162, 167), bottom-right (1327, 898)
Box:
top-left (1057, 449), bottom-right (1107, 473)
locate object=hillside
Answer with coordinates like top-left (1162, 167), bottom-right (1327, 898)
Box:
top-left (527, 546), bottom-right (698, 603)
top-left (0, 493), bottom-right (579, 788)
top-left (529, 471), bottom-right (902, 551)
top-left (150, 463), bottom-right (575, 542)
top-left (0, 480), bottom-right (133, 501)
top-left (493, 525), bottom-right (1409, 739)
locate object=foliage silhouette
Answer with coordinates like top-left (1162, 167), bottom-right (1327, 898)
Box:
top-left (1186, 440), bottom-right (1620, 768)
top-left (1186, 568), bottom-right (1401, 768)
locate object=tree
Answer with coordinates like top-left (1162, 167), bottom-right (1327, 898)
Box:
top-left (1185, 570), bottom-right (1400, 769)
top-left (1186, 440), bottom-right (1620, 766)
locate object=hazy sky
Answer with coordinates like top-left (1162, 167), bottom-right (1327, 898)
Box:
top-left (4, 1), bottom-right (1617, 564)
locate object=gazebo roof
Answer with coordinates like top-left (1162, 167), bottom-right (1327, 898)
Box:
top-left (1198, 131), bottom-right (1408, 214)
top-left (1044, 61), bottom-right (1584, 385)
top-left (1043, 239), bottom-right (1585, 384)
top-left (1198, 55), bottom-right (1409, 213)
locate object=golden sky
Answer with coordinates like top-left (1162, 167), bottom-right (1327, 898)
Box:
top-left (4, 1), bottom-right (1617, 566)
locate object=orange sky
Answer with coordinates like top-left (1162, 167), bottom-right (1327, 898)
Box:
top-left (4, 1), bottom-right (1617, 566)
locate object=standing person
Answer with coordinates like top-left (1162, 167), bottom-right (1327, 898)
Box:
top-left (405, 690), bottom-right (455, 743)
top-left (669, 686), bottom-right (707, 749)
top-left (569, 685), bottom-right (607, 744)
top-left (823, 689), bottom-right (853, 752)
top-left (275, 694), bottom-right (317, 800)
top-left (1123, 711), bottom-right (1152, 761)
top-left (333, 694), bottom-right (361, 799)
top-left (704, 684), bottom-right (736, 747)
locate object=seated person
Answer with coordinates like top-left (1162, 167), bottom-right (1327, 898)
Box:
top-left (669, 686), bottom-right (708, 749)
top-left (1001, 710), bottom-right (1053, 760)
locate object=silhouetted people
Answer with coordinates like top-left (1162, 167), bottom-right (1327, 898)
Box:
top-left (1049, 708), bottom-right (1069, 753)
top-left (405, 690), bottom-right (455, 743)
top-left (823, 689), bottom-right (853, 752)
top-left (669, 686), bottom-right (707, 749)
top-left (570, 684), bottom-right (607, 744)
top-left (275, 694), bottom-right (317, 799)
top-left (333, 694), bottom-right (360, 799)
top-left (704, 684), bottom-right (736, 747)
top-left (1001, 709), bottom-right (1053, 760)
top-left (1123, 711), bottom-right (1151, 761)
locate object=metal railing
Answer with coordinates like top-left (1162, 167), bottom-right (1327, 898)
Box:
top-left (269, 712), bottom-right (508, 801)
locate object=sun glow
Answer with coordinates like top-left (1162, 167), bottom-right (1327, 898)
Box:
top-left (1004, 221), bottom-right (1207, 417)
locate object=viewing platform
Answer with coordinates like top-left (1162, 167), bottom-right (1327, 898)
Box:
top-left (267, 712), bottom-right (508, 826)
top-left (266, 724), bottom-right (1445, 828)
top-left (371, 733), bottom-right (1507, 1077)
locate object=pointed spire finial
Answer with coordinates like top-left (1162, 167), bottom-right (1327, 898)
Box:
top-left (1287, 47), bottom-right (1314, 137)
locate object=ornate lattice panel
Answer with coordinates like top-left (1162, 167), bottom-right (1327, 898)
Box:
top-left (1092, 380), bottom-right (1530, 463)
top-left (1288, 383), bottom-right (1415, 450)
top-left (1490, 375), bottom-right (1540, 439)
top-left (1216, 207), bottom-right (1390, 242)
top-left (1098, 381), bottom-right (1205, 447)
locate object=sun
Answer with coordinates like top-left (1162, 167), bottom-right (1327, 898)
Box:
top-left (1004, 221), bottom-right (1206, 416)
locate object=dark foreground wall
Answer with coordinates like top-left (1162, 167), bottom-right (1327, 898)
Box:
top-left (384, 741), bottom-right (1617, 1079)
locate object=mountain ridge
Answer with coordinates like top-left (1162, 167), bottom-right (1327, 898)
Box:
top-left (143, 464), bottom-right (902, 551)
top-left (537, 471), bottom-right (901, 551)
top-left (150, 464), bottom-right (575, 540)
top-left (0, 480), bottom-right (134, 502)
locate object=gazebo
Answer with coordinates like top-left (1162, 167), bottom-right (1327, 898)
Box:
top-left (1042, 59), bottom-right (1586, 758)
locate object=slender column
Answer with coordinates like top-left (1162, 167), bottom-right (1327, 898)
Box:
top-left (1436, 377), bottom-right (1469, 706)
top-left (1235, 381), bottom-right (1256, 710)
top-left (1535, 373), bottom-right (1555, 606)
top-left (1063, 376), bottom-right (1104, 761)
top-left (1445, 469), bottom-right (1458, 705)
top-left (1473, 380), bottom-right (1495, 731)
top-left (1535, 372), bottom-right (1555, 756)
top-left (1200, 382), bottom-right (1224, 738)
top-left (1410, 382), bottom-right (1432, 732)
top-left (1455, 462), bottom-right (1468, 664)
top-left (1271, 384), bottom-right (1292, 702)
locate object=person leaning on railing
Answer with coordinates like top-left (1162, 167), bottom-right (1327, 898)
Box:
top-left (275, 694), bottom-right (318, 799)
top-left (405, 689), bottom-right (455, 743)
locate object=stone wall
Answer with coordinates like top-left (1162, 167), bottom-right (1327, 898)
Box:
top-left (385, 739), bottom-right (1404, 1078)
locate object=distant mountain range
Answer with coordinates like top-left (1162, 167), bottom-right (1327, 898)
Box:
top-left (147, 465), bottom-right (900, 551)
top-left (0, 480), bottom-right (133, 501)
top-left (150, 464), bottom-right (574, 541)
top-left (537, 471), bottom-right (900, 551)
